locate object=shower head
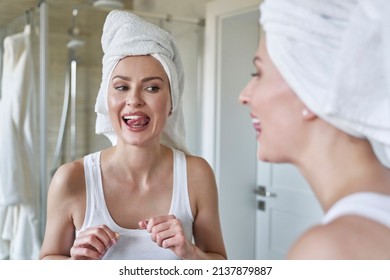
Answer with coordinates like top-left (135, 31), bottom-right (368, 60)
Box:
top-left (67, 39), bottom-right (85, 50)
top-left (93, 0), bottom-right (124, 10)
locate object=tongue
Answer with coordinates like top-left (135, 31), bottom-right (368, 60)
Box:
top-left (127, 116), bottom-right (150, 128)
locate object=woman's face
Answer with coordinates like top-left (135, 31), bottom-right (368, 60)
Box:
top-left (107, 55), bottom-right (171, 147)
top-left (239, 38), bottom-right (306, 162)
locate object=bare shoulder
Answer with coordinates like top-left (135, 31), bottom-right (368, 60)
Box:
top-left (52, 159), bottom-right (84, 180)
top-left (48, 159), bottom-right (86, 209)
top-left (40, 158), bottom-right (87, 258)
top-left (288, 216), bottom-right (390, 259)
top-left (185, 154), bottom-right (217, 189)
top-left (185, 154), bottom-right (216, 185)
top-left (287, 224), bottom-right (345, 259)
top-left (184, 155), bottom-right (218, 215)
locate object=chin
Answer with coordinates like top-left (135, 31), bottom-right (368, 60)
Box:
top-left (257, 148), bottom-right (269, 162)
top-left (257, 148), bottom-right (283, 163)
top-left (258, 154), bottom-right (272, 163)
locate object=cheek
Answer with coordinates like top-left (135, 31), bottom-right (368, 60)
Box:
top-left (107, 90), bottom-right (125, 109)
top-left (249, 85), bottom-right (268, 117)
top-left (147, 96), bottom-right (171, 127)
top-left (107, 91), bottom-right (115, 108)
top-left (162, 94), bottom-right (172, 116)
top-left (107, 95), bottom-right (114, 112)
top-left (242, 80), bottom-right (261, 110)
top-left (107, 98), bottom-right (116, 118)
top-left (107, 93), bottom-right (124, 124)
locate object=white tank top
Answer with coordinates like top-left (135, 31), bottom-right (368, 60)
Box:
top-left (78, 148), bottom-right (194, 259)
top-left (322, 192), bottom-right (390, 229)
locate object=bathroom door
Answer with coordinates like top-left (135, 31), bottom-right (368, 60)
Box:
top-left (255, 162), bottom-right (323, 259)
top-left (202, 0), bottom-right (324, 259)
top-left (202, 0), bottom-right (261, 259)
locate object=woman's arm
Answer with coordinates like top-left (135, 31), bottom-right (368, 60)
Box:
top-left (39, 161), bottom-right (85, 259)
top-left (187, 156), bottom-right (227, 260)
top-left (39, 160), bottom-right (119, 260)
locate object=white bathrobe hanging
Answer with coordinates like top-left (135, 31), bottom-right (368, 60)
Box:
top-left (0, 24), bottom-right (40, 259)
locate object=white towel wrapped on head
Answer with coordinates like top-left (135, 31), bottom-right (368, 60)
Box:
top-left (95, 10), bottom-right (188, 153)
top-left (260, 0), bottom-right (390, 167)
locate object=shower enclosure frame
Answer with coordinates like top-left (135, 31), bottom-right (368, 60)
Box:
top-left (38, 0), bottom-right (48, 241)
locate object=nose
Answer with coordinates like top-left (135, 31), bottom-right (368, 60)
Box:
top-left (239, 82), bottom-right (251, 105)
top-left (126, 89), bottom-right (144, 107)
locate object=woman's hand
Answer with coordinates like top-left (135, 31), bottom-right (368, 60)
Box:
top-left (70, 225), bottom-right (119, 260)
top-left (139, 215), bottom-right (196, 259)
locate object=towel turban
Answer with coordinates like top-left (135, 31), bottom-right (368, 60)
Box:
top-left (95, 10), bottom-right (188, 154)
top-left (260, 0), bottom-right (390, 167)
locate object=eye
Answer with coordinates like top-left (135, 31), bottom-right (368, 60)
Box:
top-left (145, 85), bottom-right (160, 93)
top-left (114, 85), bottom-right (129, 91)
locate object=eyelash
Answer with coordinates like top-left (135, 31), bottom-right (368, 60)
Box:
top-left (114, 85), bottom-right (160, 92)
top-left (145, 86), bottom-right (160, 93)
top-left (115, 85), bottom-right (128, 91)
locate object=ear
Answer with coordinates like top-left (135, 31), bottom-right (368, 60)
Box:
top-left (302, 108), bottom-right (317, 120)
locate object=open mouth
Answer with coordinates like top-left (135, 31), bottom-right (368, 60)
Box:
top-left (251, 117), bottom-right (261, 135)
top-left (123, 113), bottom-right (151, 128)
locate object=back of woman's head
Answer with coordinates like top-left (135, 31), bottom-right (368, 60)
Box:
top-left (259, 0), bottom-right (390, 167)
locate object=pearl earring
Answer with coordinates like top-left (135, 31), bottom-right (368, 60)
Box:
top-left (302, 109), bottom-right (309, 117)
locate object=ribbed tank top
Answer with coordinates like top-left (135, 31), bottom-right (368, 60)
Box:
top-left (322, 192), bottom-right (390, 229)
top-left (77, 148), bottom-right (194, 259)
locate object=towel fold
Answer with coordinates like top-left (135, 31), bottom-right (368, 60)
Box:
top-left (95, 10), bottom-right (188, 153)
top-left (260, 0), bottom-right (390, 167)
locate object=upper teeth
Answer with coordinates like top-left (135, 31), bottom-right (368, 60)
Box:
top-left (252, 118), bottom-right (260, 124)
top-left (124, 115), bottom-right (142, 120)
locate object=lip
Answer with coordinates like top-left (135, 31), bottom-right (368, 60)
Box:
top-left (122, 111), bottom-right (151, 131)
top-left (250, 113), bottom-right (261, 137)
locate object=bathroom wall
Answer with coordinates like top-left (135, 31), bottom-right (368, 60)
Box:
top-left (45, 2), bottom-right (110, 174)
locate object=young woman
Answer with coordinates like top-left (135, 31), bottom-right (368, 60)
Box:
top-left (240, 0), bottom-right (390, 259)
top-left (39, 11), bottom-right (226, 260)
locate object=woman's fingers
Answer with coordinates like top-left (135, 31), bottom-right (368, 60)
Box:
top-left (145, 215), bottom-right (176, 231)
top-left (70, 244), bottom-right (102, 260)
top-left (145, 215), bottom-right (184, 247)
top-left (139, 215), bottom-right (194, 258)
top-left (138, 219), bottom-right (149, 229)
top-left (71, 225), bottom-right (119, 259)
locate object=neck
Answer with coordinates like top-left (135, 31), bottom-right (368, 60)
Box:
top-left (296, 124), bottom-right (390, 212)
top-left (105, 142), bottom-right (171, 185)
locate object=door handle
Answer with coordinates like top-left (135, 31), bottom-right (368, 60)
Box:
top-left (254, 185), bottom-right (277, 198)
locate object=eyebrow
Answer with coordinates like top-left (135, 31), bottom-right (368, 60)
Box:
top-left (111, 75), bottom-right (164, 83)
top-left (143, 76), bottom-right (164, 83)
